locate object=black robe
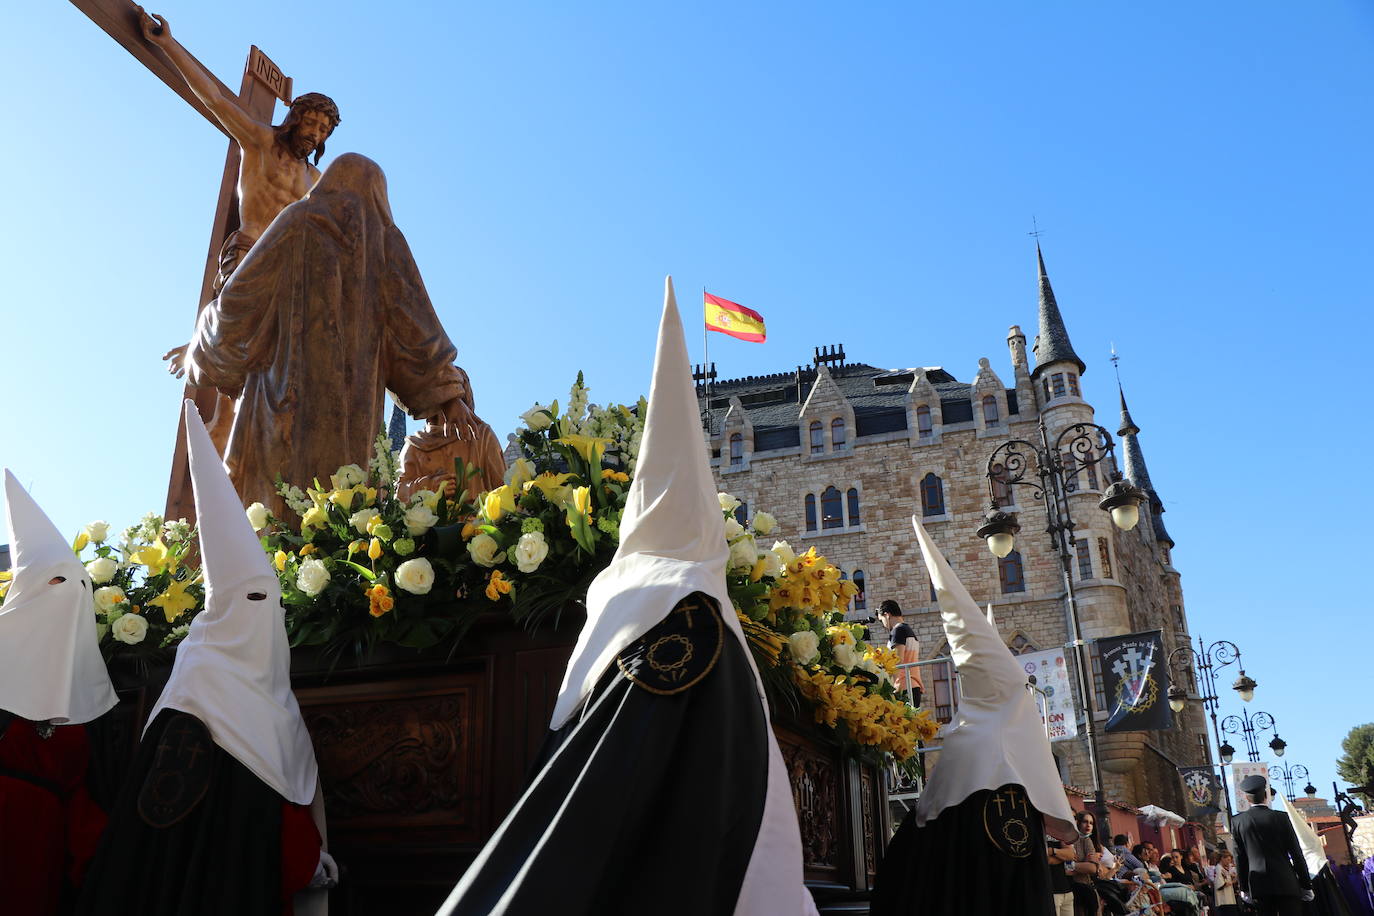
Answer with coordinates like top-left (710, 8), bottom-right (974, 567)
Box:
top-left (437, 592), bottom-right (768, 916)
top-left (873, 785), bottom-right (1055, 916)
top-left (76, 709), bottom-right (316, 916)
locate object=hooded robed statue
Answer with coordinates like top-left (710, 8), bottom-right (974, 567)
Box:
top-left (77, 403), bottom-right (333, 916)
top-left (871, 517), bottom-right (1078, 916)
top-left (433, 278), bottom-right (818, 916)
top-left (0, 471), bottom-right (119, 915)
top-left (180, 152), bottom-right (503, 515)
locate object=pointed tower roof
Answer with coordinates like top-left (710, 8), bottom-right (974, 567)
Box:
top-left (1116, 385), bottom-right (1174, 548)
top-left (1030, 245), bottom-right (1086, 380)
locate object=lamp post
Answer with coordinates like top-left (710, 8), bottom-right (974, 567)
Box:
top-left (976, 418), bottom-right (1144, 841)
top-left (1167, 638), bottom-right (1259, 823)
top-left (1268, 762), bottom-right (1312, 802)
top-left (1220, 709), bottom-right (1284, 763)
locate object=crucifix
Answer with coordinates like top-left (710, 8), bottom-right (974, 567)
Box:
top-left (68, 0), bottom-right (338, 525)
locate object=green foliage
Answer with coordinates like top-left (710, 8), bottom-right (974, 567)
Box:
top-left (1337, 723), bottom-right (1374, 799)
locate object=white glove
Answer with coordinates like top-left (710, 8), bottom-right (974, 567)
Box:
top-left (1239, 891), bottom-right (1253, 906)
top-left (309, 850), bottom-right (339, 889)
top-left (1302, 889), bottom-right (1315, 902)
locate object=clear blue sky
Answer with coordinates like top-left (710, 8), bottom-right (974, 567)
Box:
top-left (3, 2), bottom-right (1371, 805)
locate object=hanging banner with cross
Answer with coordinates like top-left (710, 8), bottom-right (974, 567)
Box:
top-left (1096, 629), bottom-right (1173, 733)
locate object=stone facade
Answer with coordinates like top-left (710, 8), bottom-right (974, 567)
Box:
top-left (702, 258), bottom-right (1210, 814)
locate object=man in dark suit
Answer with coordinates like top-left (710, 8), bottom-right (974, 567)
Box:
top-left (1231, 774), bottom-right (1313, 916)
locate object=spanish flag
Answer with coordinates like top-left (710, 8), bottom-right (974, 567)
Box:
top-left (704, 292), bottom-right (766, 343)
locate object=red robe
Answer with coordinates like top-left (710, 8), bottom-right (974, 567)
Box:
top-left (0, 718), bottom-right (107, 916)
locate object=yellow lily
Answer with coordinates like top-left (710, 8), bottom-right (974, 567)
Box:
top-left (129, 538), bottom-right (175, 577)
top-left (72, 532), bottom-right (90, 553)
top-left (300, 505), bottom-right (329, 532)
top-left (555, 434), bottom-right (613, 468)
top-left (274, 550), bottom-right (289, 572)
top-left (481, 485), bottom-right (518, 522)
top-left (148, 577), bottom-right (198, 623)
top-left (524, 473), bottom-right (575, 504)
top-left (571, 486), bottom-right (591, 516)
top-left (368, 538), bottom-right (383, 560)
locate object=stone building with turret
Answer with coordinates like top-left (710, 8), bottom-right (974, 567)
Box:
top-left (700, 247), bottom-right (1210, 814)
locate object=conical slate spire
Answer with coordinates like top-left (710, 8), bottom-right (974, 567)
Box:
top-left (1030, 245), bottom-right (1086, 379)
top-left (1116, 385), bottom-right (1174, 548)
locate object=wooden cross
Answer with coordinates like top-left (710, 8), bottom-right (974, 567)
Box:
top-left (69, 0), bottom-right (294, 524)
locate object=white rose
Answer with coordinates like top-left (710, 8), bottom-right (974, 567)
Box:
top-left (409, 489), bottom-right (439, 511)
top-left (505, 457), bottom-right (537, 490)
top-left (832, 642), bottom-right (859, 672)
top-left (772, 539), bottom-right (797, 566)
top-left (111, 613), bottom-right (148, 645)
top-left (331, 463), bottom-right (366, 489)
top-left (723, 518), bottom-right (744, 541)
top-left (86, 557), bottom-right (118, 584)
top-left (513, 531), bottom-right (549, 573)
top-left (84, 521), bottom-right (111, 543)
top-left (349, 507), bottom-right (380, 535)
top-left (245, 502), bottom-right (269, 531)
top-left (752, 511), bottom-right (777, 535)
top-left (718, 492), bottom-right (741, 513)
top-left (467, 533), bottom-right (502, 567)
top-left (403, 504), bottom-right (439, 537)
top-left (296, 558), bottom-right (330, 597)
top-left (727, 535), bottom-right (758, 572)
top-left (858, 656), bottom-right (883, 679)
top-left (93, 585), bottom-right (125, 613)
top-left (521, 404), bottom-right (553, 431)
top-left (760, 549), bottom-right (784, 579)
top-left (788, 630), bottom-right (820, 665)
top-left (395, 557), bottom-right (435, 594)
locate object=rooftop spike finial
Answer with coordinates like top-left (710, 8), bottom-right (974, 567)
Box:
top-left (1030, 244), bottom-right (1086, 380)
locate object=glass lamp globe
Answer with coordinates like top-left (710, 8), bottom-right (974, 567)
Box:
top-left (988, 531), bottom-right (1015, 559)
top-left (1110, 503), bottom-right (1140, 531)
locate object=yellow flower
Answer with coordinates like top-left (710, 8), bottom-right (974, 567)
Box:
top-left (130, 538), bottom-right (175, 576)
top-left (571, 486), bottom-right (591, 516)
top-left (148, 577), bottom-right (198, 623)
top-left (484, 569), bottom-right (514, 602)
top-left (555, 434), bottom-right (613, 468)
top-left (365, 513), bottom-right (385, 535)
top-left (298, 544), bottom-right (317, 557)
top-left (524, 473), bottom-right (575, 505)
top-left (365, 583), bottom-right (394, 617)
top-left (460, 522), bottom-right (479, 541)
top-left (347, 539), bottom-right (366, 556)
top-left (602, 470), bottom-right (630, 484)
top-left (368, 538), bottom-right (383, 560)
top-left (328, 488), bottom-right (354, 511)
top-left (481, 485), bottom-right (518, 522)
top-left (300, 505), bottom-right (329, 531)
top-left (72, 532), bottom-right (90, 553)
top-left (274, 550), bottom-right (289, 572)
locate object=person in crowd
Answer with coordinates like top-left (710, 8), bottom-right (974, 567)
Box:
top-left (1183, 848), bottom-right (1213, 910)
top-left (1108, 835), bottom-right (1146, 877)
top-left (1213, 849), bottom-right (1241, 914)
top-left (1068, 809), bottom-right (1110, 915)
top-left (877, 600), bottom-right (923, 706)
top-left (1156, 852), bottom-right (1202, 916)
top-left (1048, 835), bottom-right (1076, 916)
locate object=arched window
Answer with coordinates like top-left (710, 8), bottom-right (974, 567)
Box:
top-left (831, 418), bottom-right (846, 451)
top-left (809, 421), bottom-right (824, 455)
top-left (1008, 633), bottom-right (1038, 655)
top-left (729, 432), bottom-right (743, 467)
top-left (1051, 373), bottom-right (1067, 398)
top-left (804, 494), bottom-right (817, 532)
top-left (930, 642), bottom-right (959, 722)
top-left (982, 395), bottom-right (1000, 427)
top-left (821, 486), bottom-right (843, 529)
top-left (734, 501), bottom-right (748, 526)
top-left (998, 550), bottom-right (1026, 594)
top-left (1067, 373), bottom-right (1080, 397)
top-left (991, 462), bottom-right (1012, 505)
top-left (920, 473), bottom-right (945, 517)
top-left (1075, 539), bottom-right (1092, 579)
top-left (916, 405), bottom-right (933, 439)
top-left (1062, 452), bottom-right (1079, 493)
top-left (846, 488), bottom-right (861, 526)
top-left (852, 569), bottom-right (866, 611)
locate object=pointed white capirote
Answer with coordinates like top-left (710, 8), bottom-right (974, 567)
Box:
top-left (145, 401), bottom-right (318, 805)
top-left (551, 277), bottom-right (816, 915)
top-left (0, 471), bottom-right (118, 724)
top-left (910, 516), bottom-right (1076, 843)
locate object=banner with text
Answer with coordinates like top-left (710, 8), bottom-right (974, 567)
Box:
top-left (1232, 761), bottom-right (1272, 813)
top-left (1179, 765), bottom-right (1224, 819)
top-left (1019, 647), bottom-right (1078, 742)
top-left (1097, 630), bottom-right (1173, 733)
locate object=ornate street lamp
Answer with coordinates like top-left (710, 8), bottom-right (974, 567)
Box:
top-left (1221, 709), bottom-right (1281, 764)
top-left (1167, 638), bottom-right (1259, 822)
top-left (1269, 761), bottom-right (1311, 802)
top-left (978, 419), bottom-right (1144, 840)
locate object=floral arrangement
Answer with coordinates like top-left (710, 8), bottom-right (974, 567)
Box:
top-left (4, 374), bottom-right (937, 765)
top-left (0, 514), bottom-right (204, 665)
top-left (717, 494), bottom-right (939, 767)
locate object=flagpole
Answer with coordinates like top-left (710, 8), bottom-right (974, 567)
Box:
top-left (702, 287), bottom-right (712, 413)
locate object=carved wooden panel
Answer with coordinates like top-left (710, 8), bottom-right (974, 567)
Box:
top-left (297, 673), bottom-right (485, 840)
top-left (861, 765), bottom-right (877, 881)
top-left (777, 730), bottom-right (840, 873)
